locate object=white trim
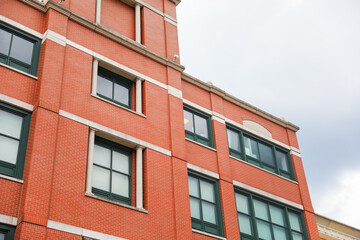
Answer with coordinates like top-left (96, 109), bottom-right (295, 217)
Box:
top-left (187, 163), bottom-right (219, 179)
top-left (0, 93), bottom-right (34, 111)
top-left (135, 146), bottom-right (144, 209)
top-left (0, 15), bottom-right (43, 39)
top-left (290, 150), bottom-right (301, 157)
top-left (0, 62), bottom-right (38, 79)
top-left (0, 214), bottom-right (18, 226)
top-left (192, 229), bottom-right (227, 240)
top-left (233, 180), bottom-right (304, 210)
top-left (135, 78), bottom-right (143, 114)
top-left (42, 29), bottom-right (66, 46)
top-left (168, 86), bottom-right (183, 98)
top-left (59, 110), bottom-right (171, 156)
top-left (135, 3), bottom-right (141, 43)
top-left (317, 224), bottom-right (359, 240)
top-left (183, 99), bottom-right (212, 116)
top-left (95, 0), bottom-right (101, 24)
top-left (0, 174), bottom-right (24, 184)
top-left (164, 16), bottom-right (177, 26)
top-left (212, 115), bottom-right (225, 124)
top-left (135, 0), bottom-right (178, 26)
top-left (85, 129), bottom-right (95, 194)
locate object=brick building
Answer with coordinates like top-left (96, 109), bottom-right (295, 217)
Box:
top-left (0, 0), bottom-right (320, 239)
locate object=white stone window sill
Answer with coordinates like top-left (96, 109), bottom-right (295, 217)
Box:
top-left (185, 138), bottom-right (217, 152)
top-left (0, 174), bottom-right (23, 184)
top-left (85, 192), bottom-right (148, 214)
top-left (192, 229), bottom-right (227, 240)
top-left (0, 62), bottom-right (38, 80)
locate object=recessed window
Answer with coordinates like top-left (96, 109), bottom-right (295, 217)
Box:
top-left (0, 223), bottom-right (15, 240)
top-left (226, 125), bottom-right (294, 180)
top-left (0, 103), bottom-right (31, 179)
top-left (92, 137), bottom-right (132, 205)
top-left (184, 106), bottom-right (213, 147)
top-left (235, 189), bottom-right (308, 240)
top-left (97, 66), bottom-right (133, 109)
top-left (188, 172), bottom-right (223, 237)
top-left (0, 22), bottom-right (41, 76)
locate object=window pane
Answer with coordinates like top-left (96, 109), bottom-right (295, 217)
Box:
top-left (292, 232), bottom-right (303, 240)
top-left (112, 172), bottom-right (129, 197)
top-left (276, 150), bottom-right (289, 171)
top-left (238, 213), bottom-right (252, 235)
top-left (190, 197), bottom-right (201, 219)
top-left (202, 201), bottom-right (217, 224)
top-left (256, 220), bottom-right (273, 240)
top-left (259, 143), bottom-right (275, 166)
top-left (254, 199), bottom-right (269, 221)
top-left (273, 225), bottom-right (288, 240)
top-left (97, 75), bottom-right (113, 98)
top-left (0, 109), bottom-right (23, 139)
top-left (0, 135), bottom-right (19, 164)
top-left (289, 212), bottom-right (301, 231)
top-left (112, 150), bottom-right (129, 174)
top-left (94, 144), bottom-right (111, 168)
top-left (194, 115), bottom-right (208, 138)
top-left (200, 180), bottom-right (215, 203)
top-left (0, 28), bottom-right (11, 55)
top-left (244, 136), bottom-right (259, 159)
top-left (184, 110), bottom-right (194, 133)
top-left (10, 35), bottom-right (34, 64)
top-left (92, 165), bottom-right (110, 191)
top-left (188, 176), bottom-right (199, 197)
top-left (114, 83), bottom-right (129, 106)
top-left (227, 128), bottom-right (241, 152)
top-left (269, 205), bottom-right (285, 226)
top-left (235, 193), bottom-right (249, 214)
top-left (0, 233), bottom-right (5, 240)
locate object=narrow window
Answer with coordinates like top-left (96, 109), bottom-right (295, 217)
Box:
top-left (184, 106), bottom-right (213, 147)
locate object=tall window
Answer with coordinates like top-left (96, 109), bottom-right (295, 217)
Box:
top-left (0, 22), bottom-right (41, 76)
top-left (0, 224), bottom-right (15, 240)
top-left (184, 106), bottom-right (213, 147)
top-left (0, 103), bottom-right (31, 179)
top-left (97, 67), bottom-right (133, 109)
top-left (226, 125), bottom-right (294, 180)
top-left (92, 137), bottom-right (132, 205)
top-left (235, 189), bottom-right (308, 240)
top-left (188, 172), bottom-right (223, 237)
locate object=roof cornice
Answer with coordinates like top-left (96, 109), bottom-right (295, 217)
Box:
top-left (169, 0), bottom-right (181, 6)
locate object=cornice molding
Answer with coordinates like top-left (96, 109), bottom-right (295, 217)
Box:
top-left (317, 224), bottom-right (360, 240)
top-left (169, 0), bottom-right (181, 6)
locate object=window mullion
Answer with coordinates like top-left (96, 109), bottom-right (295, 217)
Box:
top-left (5, 33), bottom-right (14, 65)
top-left (272, 146), bottom-right (280, 175)
top-left (109, 148), bottom-right (113, 198)
top-left (249, 195), bottom-right (259, 239)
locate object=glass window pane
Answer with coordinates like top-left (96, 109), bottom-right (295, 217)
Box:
top-left (0, 233), bottom-right (5, 240)
top-left (184, 110), bottom-right (194, 133)
top-left (273, 225), bottom-right (288, 240)
top-left (92, 165), bottom-right (110, 191)
top-left (0, 135), bottom-right (19, 164)
top-left (238, 213), bottom-right (253, 235)
top-left (10, 35), bottom-right (34, 64)
top-left (0, 109), bottom-right (23, 138)
top-left (114, 83), bottom-right (129, 106)
top-left (227, 128), bottom-right (241, 152)
top-left (289, 212), bottom-right (301, 231)
top-left (0, 28), bottom-right (12, 55)
top-left (276, 150), bottom-right (289, 171)
top-left (256, 220), bottom-right (273, 240)
top-left (259, 143), bottom-right (275, 166)
top-left (244, 136), bottom-right (259, 159)
top-left (202, 201), bottom-right (217, 224)
top-left (97, 75), bottom-right (113, 98)
top-left (190, 197), bottom-right (201, 219)
top-left (94, 144), bottom-right (111, 168)
top-left (188, 176), bottom-right (199, 197)
top-left (292, 232), bottom-right (303, 240)
top-left (235, 193), bottom-right (249, 214)
top-left (112, 172), bottom-right (129, 197)
top-left (194, 114), bottom-right (208, 138)
top-left (254, 199), bottom-right (269, 221)
top-left (200, 180), bottom-right (215, 203)
top-left (269, 205), bottom-right (285, 226)
top-left (112, 150), bottom-right (129, 174)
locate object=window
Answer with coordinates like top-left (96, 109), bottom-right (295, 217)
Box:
top-left (92, 137), bottom-right (132, 205)
top-left (184, 106), bottom-right (213, 147)
top-left (97, 66), bottom-right (133, 109)
top-left (0, 22), bottom-right (41, 76)
top-left (0, 223), bottom-right (15, 240)
top-left (188, 171), bottom-right (223, 237)
top-left (0, 103), bottom-right (31, 179)
top-left (235, 189), bottom-right (308, 240)
top-left (226, 125), bottom-right (294, 180)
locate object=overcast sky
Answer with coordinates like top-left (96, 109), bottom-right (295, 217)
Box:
top-left (177, 0), bottom-right (360, 229)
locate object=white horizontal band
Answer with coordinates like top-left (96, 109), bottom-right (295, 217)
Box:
top-left (0, 214), bottom-right (18, 226)
top-left (0, 93), bottom-right (34, 112)
top-left (187, 163), bottom-right (219, 179)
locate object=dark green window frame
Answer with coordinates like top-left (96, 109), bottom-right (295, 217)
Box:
top-left (92, 137), bottom-right (132, 205)
top-left (184, 105), bottom-right (214, 148)
top-left (97, 66), bottom-right (133, 109)
top-left (0, 102), bottom-right (31, 179)
top-left (188, 171), bottom-right (224, 237)
top-left (0, 223), bottom-right (15, 240)
top-left (235, 189), bottom-right (308, 240)
top-left (226, 125), bottom-right (294, 180)
top-left (0, 22), bottom-right (41, 76)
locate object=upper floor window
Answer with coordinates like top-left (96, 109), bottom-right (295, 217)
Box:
top-left (184, 106), bottom-right (214, 147)
top-left (188, 171), bottom-right (223, 237)
top-left (0, 22), bottom-right (41, 76)
top-left (227, 125), bottom-right (294, 180)
top-left (0, 223), bottom-right (15, 240)
top-left (0, 102), bottom-right (31, 179)
top-left (235, 189), bottom-right (308, 240)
